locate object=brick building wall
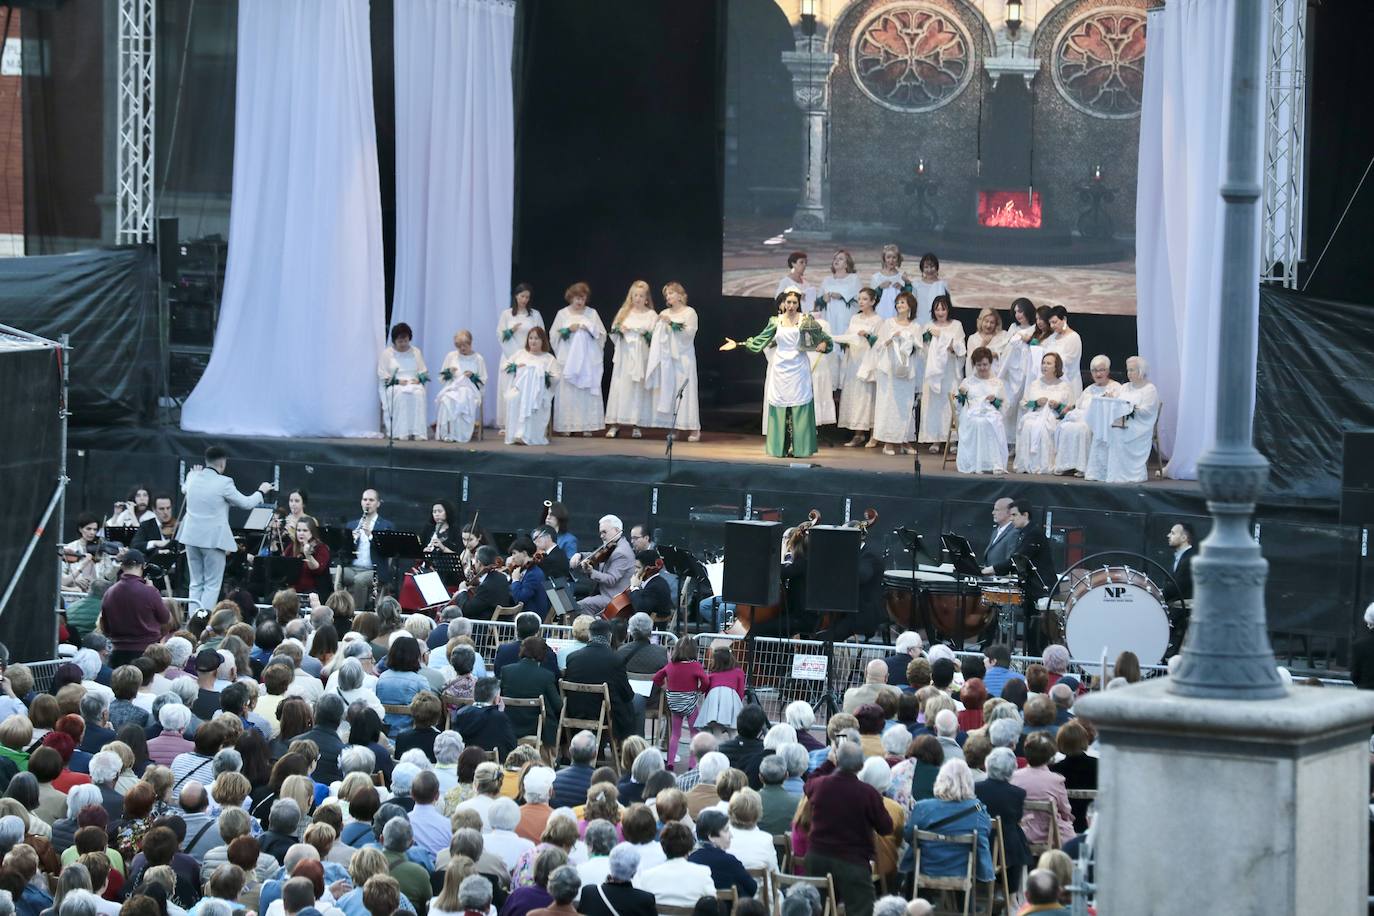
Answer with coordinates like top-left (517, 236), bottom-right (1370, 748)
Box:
top-left (0, 8), bottom-right (22, 255)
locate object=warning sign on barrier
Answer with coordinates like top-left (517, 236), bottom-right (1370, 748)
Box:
top-left (790, 654), bottom-right (828, 681)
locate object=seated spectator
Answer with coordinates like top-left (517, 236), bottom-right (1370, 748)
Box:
top-left (684, 752), bottom-right (728, 820)
top-left (1022, 867), bottom-right (1071, 914)
top-left (574, 819), bottom-right (616, 888)
top-left (1048, 721), bottom-right (1096, 834)
top-left (1049, 683), bottom-right (1075, 726)
top-left (493, 614), bottom-right (560, 678)
top-left (902, 759), bottom-right (993, 884)
top-left (631, 822), bottom-right (714, 909)
top-left (454, 762), bottom-right (504, 830)
top-left (577, 843), bottom-right (655, 916)
top-left (686, 809), bottom-right (756, 898)
top-left (549, 731), bottom-right (597, 809)
top-left (783, 701), bottom-right (822, 753)
top-left (756, 754), bottom-right (799, 836)
top-left (889, 734), bottom-right (943, 812)
top-left (406, 770), bottom-right (450, 857)
top-left (883, 632), bottom-right (924, 686)
top-left (615, 803), bottom-right (663, 873)
top-left (497, 637), bottom-right (562, 748)
top-left (392, 693), bottom-right (444, 763)
top-left (453, 680), bottom-right (516, 761)
top-left (378, 818), bottom-right (432, 907)
top-left (1011, 733), bottom-right (1075, 848)
top-left (515, 766), bottom-right (555, 844)
top-left (957, 678), bottom-right (988, 732)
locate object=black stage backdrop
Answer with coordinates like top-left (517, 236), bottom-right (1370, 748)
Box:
top-left (0, 248), bottom-right (160, 425)
top-left (0, 344), bottom-right (61, 662)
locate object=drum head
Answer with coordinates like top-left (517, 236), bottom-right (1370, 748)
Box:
top-left (1065, 580), bottom-right (1171, 665)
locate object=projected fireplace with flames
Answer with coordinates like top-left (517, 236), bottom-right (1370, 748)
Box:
top-left (978, 190), bottom-right (1043, 229)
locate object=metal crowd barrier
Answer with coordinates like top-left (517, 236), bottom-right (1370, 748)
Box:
top-left (465, 619), bottom-right (678, 669)
top-left (22, 659), bottom-right (65, 695)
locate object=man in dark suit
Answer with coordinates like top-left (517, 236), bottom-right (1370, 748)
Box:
top-left (577, 844), bottom-right (658, 916)
top-left (1161, 522), bottom-right (1195, 603)
top-left (983, 499), bottom-right (1057, 654)
top-left (975, 747), bottom-right (1031, 889)
top-left (532, 526), bottom-right (571, 583)
top-left (454, 677), bottom-right (517, 759)
top-left (718, 704), bottom-right (769, 789)
top-left (562, 618), bottom-right (635, 740)
top-left (298, 694), bottom-right (348, 784)
top-left (497, 636), bottom-right (562, 746)
top-left (628, 551), bottom-right (673, 626)
top-left (984, 497), bottom-right (1018, 570)
top-left (493, 612), bottom-right (560, 678)
top-left (78, 694), bottom-right (117, 755)
top-left (459, 546), bottom-right (512, 620)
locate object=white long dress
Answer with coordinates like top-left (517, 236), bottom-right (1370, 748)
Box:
top-left (1104, 382), bottom-right (1161, 482)
top-left (956, 376), bottom-right (1008, 473)
top-left (1053, 380), bottom-right (1122, 476)
top-left (775, 276), bottom-right (817, 313)
top-left (1045, 329), bottom-right (1084, 398)
top-left (1000, 324), bottom-right (1037, 442)
top-left (377, 346), bottom-right (429, 440)
top-left (1015, 378), bottom-right (1074, 474)
top-left (496, 309), bottom-right (545, 429)
top-left (504, 350), bottom-right (561, 446)
top-left (870, 270), bottom-right (908, 319)
top-left (917, 322), bottom-right (967, 443)
top-left (435, 350), bottom-right (488, 443)
top-left (763, 322), bottom-right (813, 408)
top-left (605, 308), bottom-right (659, 428)
top-left (835, 312), bottom-right (883, 432)
top-left (550, 306), bottom-right (606, 433)
top-left (964, 330), bottom-right (1009, 378)
top-left (808, 313), bottom-right (838, 427)
top-left (866, 319), bottom-right (923, 443)
top-left (911, 278), bottom-right (949, 326)
top-left (820, 274), bottom-right (861, 336)
top-left (645, 307), bottom-right (700, 431)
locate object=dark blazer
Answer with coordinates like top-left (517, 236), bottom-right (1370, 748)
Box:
top-left (493, 639), bottom-right (560, 679)
top-left (393, 726), bottom-right (441, 763)
top-left (718, 736), bottom-right (767, 789)
top-left (540, 546), bottom-right (571, 583)
top-left (992, 525), bottom-right (1057, 600)
top-left (498, 657), bottom-right (562, 745)
top-left (1162, 546), bottom-right (1194, 603)
top-left (461, 570), bottom-right (512, 620)
top-left (80, 723), bottom-right (118, 756)
top-left (689, 844), bottom-right (759, 896)
top-left (1049, 752), bottom-right (1097, 833)
top-left (629, 572), bottom-right (674, 622)
top-left (509, 565), bottom-right (551, 620)
top-left (576, 881), bottom-right (658, 916)
top-left (1351, 632), bottom-right (1374, 690)
top-left (984, 523), bottom-right (1018, 570)
top-left (884, 652), bottom-right (913, 687)
top-left (975, 778), bottom-right (1031, 883)
top-left (562, 642), bottom-right (635, 739)
top-left (298, 726), bottom-right (345, 784)
top-left (453, 703), bottom-right (517, 759)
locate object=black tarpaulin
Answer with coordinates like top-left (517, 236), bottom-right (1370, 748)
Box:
top-left (0, 248), bottom-right (160, 425)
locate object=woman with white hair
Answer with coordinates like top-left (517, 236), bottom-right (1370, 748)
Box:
top-left (762, 723), bottom-right (797, 753)
top-left (1052, 354), bottom-right (1121, 477)
top-left (483, 797), bottom-right (534, 872)
top-left (618, 749), bottom-right (664, 806)
top-left (783, 701), bottom-right (821, 753)
top-left (859, 757), bottom-right (906, 886)
top-left (880, 724), bottom-right (911, 765)
top-left (332, 659), bottom-right (385, 721)
top-left (976, 747), bottom-right (1031, 887)
top-left (1100, 355), bottom-right (1160, 482)
top-left (900, 758), bottom-right (993, 882)
top-left (778, 744), bottom-right (809, 794)
top-left (431, 731), bottom-right (464, 797)
top-left (580, 843), bottom-right (654, 915)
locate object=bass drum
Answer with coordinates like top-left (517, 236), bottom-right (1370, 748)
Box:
top-left (1052, 566), bottom-right (1170, 665)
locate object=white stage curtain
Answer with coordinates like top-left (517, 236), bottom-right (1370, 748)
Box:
top-left (1134, 0), bottom-right (1264, 479)
top-left (181, 0), bottom-right (385, 438)
top-left (391, 0), bottom-right (516, 424)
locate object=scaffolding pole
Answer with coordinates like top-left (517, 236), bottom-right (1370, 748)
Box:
top-left (1261, 0), bottom-right (1307, 288)
top-left (116, 0), bottom-right (156, 244)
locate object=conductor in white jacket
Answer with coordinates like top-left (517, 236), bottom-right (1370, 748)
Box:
top-left (177, 445), bottom-right (272, 614)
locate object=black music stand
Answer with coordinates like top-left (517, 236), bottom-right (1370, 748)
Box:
top-left (941, 533), bottom-right (984, 576)
top-left (250, 556), bottom-right (303, 601)
top-left (320, 526), bottom-right (352, 561)
top-left (373, 530), bottom-right (426, 592)
top-left (657, 543), bottom-right (700, 636)
top-left (103, 526), bottom-right (140, 547)
top-left (430, 553), bottom-right (465, 588)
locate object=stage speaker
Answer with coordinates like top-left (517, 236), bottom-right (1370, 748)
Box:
top-left (723, 520), bottom-right (781, 607)
top-left (158, 217), bottom-right (179, 282)
top-left (1341, 489), bottom-right (1374, 529)
top-left (805, 525), bottom-right (861, 613)
top-left (1341, 431), bottom-right (1374, 527)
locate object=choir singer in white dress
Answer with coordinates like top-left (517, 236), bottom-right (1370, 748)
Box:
top-left (870, 244), bottom-right (910, 319)
top-left (550, 282), bottom-right (606, 436)
top-left (1053, 355), bottom-right (1121, 477)
top-left (605, 280), bottom-right (659, 439)
top-left (836, 287), bottom-right (883, 448)
top-left (864, 290), bottom-right (923, 456)
top-left (377, 322), bottom-right (429, 440)
top-left (805, 298), bottom-right (839, 430)
top-left (504, 327), bottom-right (561, 447)
top-left (435, 330), bottom-right (488, 443)
top-left (917, 295), bottom-right (967, 450)
top-left (820, 249), bottom-right (861, 335)
top-left (1044, 305), bottom-right (1084, 398)
top-left (1015, 352), bottom-right (1074, 474)
top-left (956, 347), bottom-right (1008, 475)
top-left (1001, 298), bottom-right (1039, 443)
top-left (965, 308), bottom-right (1009, 378)
top-left (775, 251), bottom-right (818, 313)
top-left (496, 283), bottom-right (545, 436)
top-left (1103, 355), bottom-right (1161, 482)
top-left (646, 281), bottom-right (701, 440)
top-left (911, 252), bottom-right (949, 326)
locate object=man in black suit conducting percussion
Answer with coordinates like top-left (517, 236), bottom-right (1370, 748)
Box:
top-left (982, 499), bottom-right (1058, 654)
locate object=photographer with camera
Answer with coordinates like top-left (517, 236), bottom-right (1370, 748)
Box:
top-left (178, 445), bottom-right (273, 615)
top-left (97, 549), bottom-right (170, 666)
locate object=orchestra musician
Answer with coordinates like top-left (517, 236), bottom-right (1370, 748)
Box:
top-left (627, 550), bottom-right (674, 627)
top-left (531, 525), bottom-right (571, 583)
top-left (343, 489), bottom-right (395, 609)
top-left (981, 499), bottom-right (1057, 653)
top-left (135, 494), bottom-right (179, 558)
top-left (62, 513), bottom-right (118, 592)
top-left (282, 517), bottom-right (331, 596)
top-left (984, 497), bottom-right (1018, 571)
top-left (506, 538), bottom-right (550, 620)
top-left (423, 500), bottom-right (462, 556)
top-left (571, 515), bottom-right (635, 617)
top-left (457, 545), bottom-right (512, 620)
top-left (261, 490), bottom-right (310, 555)
top-left (458, 522), bottom-right (491, 578)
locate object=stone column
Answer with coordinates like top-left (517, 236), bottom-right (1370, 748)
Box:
top-left (781, 37), bottom-right (836, 235)
top-left (1075, 0), bottom-right (1374, 911)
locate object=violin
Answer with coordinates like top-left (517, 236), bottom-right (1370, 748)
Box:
top-left (465, 560), bottom-right (500, 589)
top-left (584, 533), bottom-right (622, 570)
top-left (504, 550), bottom-right (545, 575)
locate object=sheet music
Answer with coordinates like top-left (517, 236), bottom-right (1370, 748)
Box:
top-left (413, 571), bottom-right (450, 606)
top-left (243, 507), bottom-right (275, 531)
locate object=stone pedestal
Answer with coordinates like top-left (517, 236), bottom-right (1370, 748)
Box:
top-left (781, 39), bottom-right (836, 234)
top-left (1077, 680), bottom-right (1374, 914)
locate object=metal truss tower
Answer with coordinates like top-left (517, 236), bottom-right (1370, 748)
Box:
top-left (1261, 0), bottom-right (1307, 288)
top-left (116, 0), bottom-right (155, 244)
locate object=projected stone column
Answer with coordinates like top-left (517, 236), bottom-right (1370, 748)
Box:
top-left (782, 38), bottom-right (836, 234)
top-left (1075, 0), bottom-right (1374, 911)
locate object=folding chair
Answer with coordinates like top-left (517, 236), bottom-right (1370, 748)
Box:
top-left (501, 695), bottom-right (547, 750)
top-left (1150, 399), bottom-right (1165, 477)
top-left (746, 866), bottom-right (772, 908)
top-left (990, 816), bottom-right (1013, 914)
top-left (942, 391), bottom-right (961, 470)
top-left (1022, 798), bottom-right (1063, 857)
top-left (714, 886), bottom-right (738, 910)
top-left (773, 833), bottom-right (793, 873)
top-left (556, 680), bottom-right (622, 772)
top-left (774, 874), bottom-right (838, 916)
top-left (492, 602), bottom-right (524, 623)
top-left (628, 673), bottom-right (666, 748)
top-left (912, 828), bottom-right (981, 916)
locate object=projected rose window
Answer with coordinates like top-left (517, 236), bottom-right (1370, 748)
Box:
top-left (977, 190), bottom-right (1042, 229)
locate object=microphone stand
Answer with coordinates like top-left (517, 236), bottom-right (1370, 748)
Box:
top-left (911, 392), bottom-right (923, 501)
top-left (664, 380), bottom-right (689, 482)
top-left (387, 381), bottom-right (398, 469)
